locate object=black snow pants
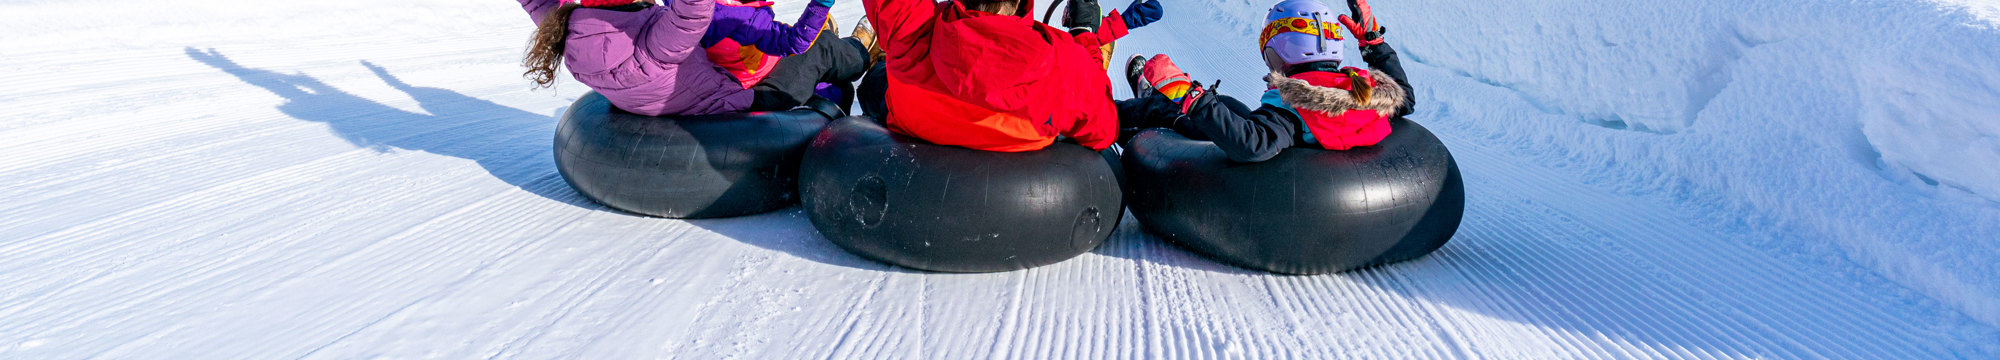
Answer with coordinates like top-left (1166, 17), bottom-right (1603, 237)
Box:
top-left (749, 29), bottom-right (873, 111)
top-left (856, 62), bottom-right (889, 120)
top-left (1116, 91), bottom-right (1303, 163)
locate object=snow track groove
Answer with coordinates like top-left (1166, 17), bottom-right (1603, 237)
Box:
top-left (3, 0), bottom-right (1997, 358)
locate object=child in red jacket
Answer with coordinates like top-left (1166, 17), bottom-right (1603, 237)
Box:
top-left (861, 0), bottom-right (1163, 152)
top-left (1117, 0), bottom-right (1413, 162)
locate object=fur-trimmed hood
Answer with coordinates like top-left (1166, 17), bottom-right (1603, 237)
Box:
top-left (1265, 69), bottom-right (1407, 116)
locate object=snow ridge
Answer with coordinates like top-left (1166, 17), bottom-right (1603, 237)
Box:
top-left (0, 0), bottom-right (1997, 357)
top-left (1375, 0), bottom-right (2000, 326)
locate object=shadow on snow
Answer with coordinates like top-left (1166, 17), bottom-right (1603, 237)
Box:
top-left (186, 47), bottom-right (889, 271)
top-left (185, 47), bottom-right (590, 210)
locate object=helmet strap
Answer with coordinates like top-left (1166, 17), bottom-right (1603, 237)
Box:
top-left (1310, 13), bottom-right (1326, 54)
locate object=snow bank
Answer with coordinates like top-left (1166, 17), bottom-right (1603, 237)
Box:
top-left (4, 0), bottom-right (2000, 355)
top-left (1924, 0), bottom-right (2000, 28)
top-left (1367, 0), bottom-right (2000, 325)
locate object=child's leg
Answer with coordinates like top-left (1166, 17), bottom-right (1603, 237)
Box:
top-left (856, 62), bottom-right (889, 119)
top-left (1114, 92), bottom-right (1184, 140)
top-left (1120, 91), bottom-right (1298, 163)
top-left (1178, 93), bottom-right (1296, 163)
top-left (1120, 53), bottom-right (1297, 162)
top-left (750, 30), bottom-right (873, 111)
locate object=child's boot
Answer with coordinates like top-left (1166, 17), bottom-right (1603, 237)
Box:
top-left (1125, 54), bottom-right (1153, 97)
top-left (852, 17), bottom-right (883, 62)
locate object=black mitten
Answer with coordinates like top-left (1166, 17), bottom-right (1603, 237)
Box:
top-left (1063, 0), bottom-right (1102, 32)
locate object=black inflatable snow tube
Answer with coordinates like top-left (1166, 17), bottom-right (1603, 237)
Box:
top-left (799, 117), bottom-right (1123, 272)
top-left (554, 91), bottom-right (842, 218)
top-left (1123, 118), bottom-right (1464, 274)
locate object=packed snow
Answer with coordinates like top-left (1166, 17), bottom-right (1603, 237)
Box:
top-left (1382, 0), bottom-right (2000, 327)
top-left (3, 0), bottom-right (1998, 357)
top-left (1926, 0), bottom-right (2000, 27)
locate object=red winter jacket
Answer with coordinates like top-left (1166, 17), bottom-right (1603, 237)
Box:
top-left (864, 0), bottom-right (1131, 151)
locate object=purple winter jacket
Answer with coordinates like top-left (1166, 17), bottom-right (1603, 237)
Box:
top-left (521, 0), bottom-right (752, 116)
top-left (699, 1), bottom-right (830, 87)
top-left (701, 2), bottom-right (828, 54)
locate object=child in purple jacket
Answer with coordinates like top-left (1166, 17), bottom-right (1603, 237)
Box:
top-left (519, 0), bottom-right (873, 116)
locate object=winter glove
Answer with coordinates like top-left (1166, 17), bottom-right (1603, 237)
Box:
top-left (1062, 0), bottom-right (1102, 32)
top-left (1142, 54), bottom-right (1193, 100)
top-left (1120, 0), bottom-right (1163, 29)
top-left (1177, 81), bottom-right (1211, 115)
top-left (811, 0), bottom-right (834, 8)
top-left (1338, 0), bottom-right (1385, 46)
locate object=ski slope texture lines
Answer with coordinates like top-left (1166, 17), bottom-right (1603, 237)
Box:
top-left (1, 0), bottom-right (1997, 358)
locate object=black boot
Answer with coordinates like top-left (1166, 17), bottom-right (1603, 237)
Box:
top-left (1125, 54), bottom-right (1152, 98)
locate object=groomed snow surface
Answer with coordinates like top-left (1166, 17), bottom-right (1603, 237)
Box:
top-left (4, 0), bottom-right (1999, 357)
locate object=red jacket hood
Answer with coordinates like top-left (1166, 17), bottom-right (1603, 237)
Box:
top-left (864, 0), bottom-right (1127, 151)
top-left (927, 7), bottom-right (1062, 113)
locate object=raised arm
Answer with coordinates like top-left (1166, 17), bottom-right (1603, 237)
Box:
top-left (864, 0), bottom-right (941, 58)
top-left (714, 3), bottom-right (832, 57)
top-left (1079, 0), bottom-right (1160, 45)
top-left (1341, 0), bottom-right (1411, 117)
top-left (1360, 42), bottom-right (1414, 117)
top-left (644, 0), bottom-right (721, 63)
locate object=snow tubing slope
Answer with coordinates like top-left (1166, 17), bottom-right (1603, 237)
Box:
top-left (554, 91), bottom-right (842, 219)
top-left (800, 117), bottom-right (1122, 273)
top-left (1123, 118), bottom-right (1465, 274)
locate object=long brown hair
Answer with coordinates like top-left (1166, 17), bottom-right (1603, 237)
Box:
top-left (1343, 68), bottom-right (1373, 103)
top-left (523, 3), bottom-right (582, 88)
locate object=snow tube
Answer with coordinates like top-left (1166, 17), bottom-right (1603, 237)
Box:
top-left (799, 117), bottom-right (1123, 272)
top-left (1123, 118), bottom-right (1464, 274)
top-left (554, 91), bottom-right (842, 218)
